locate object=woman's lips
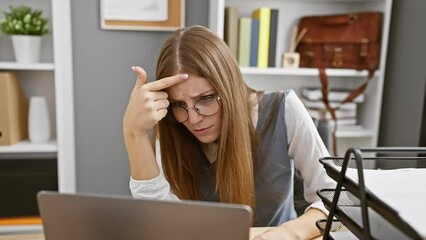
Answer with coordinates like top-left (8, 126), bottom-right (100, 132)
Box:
top-left (193, 125), bottom-right (213, 135)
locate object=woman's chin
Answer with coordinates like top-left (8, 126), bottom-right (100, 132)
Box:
top-left (195, 135), bottom-right (218, 144)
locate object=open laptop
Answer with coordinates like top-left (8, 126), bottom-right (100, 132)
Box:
top-left (37, 191), bottom-right (253, 240)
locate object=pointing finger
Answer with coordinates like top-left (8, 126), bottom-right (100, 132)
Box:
top-left (145, 74), bottom-right (189, 91)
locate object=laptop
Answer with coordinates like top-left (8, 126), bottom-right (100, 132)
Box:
top-left (37, 191), bottom-right (253, 240)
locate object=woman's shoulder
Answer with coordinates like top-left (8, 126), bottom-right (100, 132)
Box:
top-left (259, 89), bottom-right (298, 103)
top-left (258, 90), bottom-right (306, 117)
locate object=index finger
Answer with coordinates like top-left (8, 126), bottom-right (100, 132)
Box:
top-left (145, 74), bottom-right (189, 91)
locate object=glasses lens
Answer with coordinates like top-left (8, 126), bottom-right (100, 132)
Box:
top-left (171, 107), bottom-right (188, 123)
top-left (195, 97), bottom-right (219, 116)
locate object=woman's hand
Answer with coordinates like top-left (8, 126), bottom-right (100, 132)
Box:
top-left (252, 225), bottom-right (301, 240)
top-left (123, 66), bottom-right (188, 138)
top-left (123, 66), bottom-right (189, 180)
top-left (252, 208), bottom-right (324, 240)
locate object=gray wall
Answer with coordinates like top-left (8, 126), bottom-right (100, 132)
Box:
top-left (70, 0), bottom-right (425, 195)
top-left (71, 0), bottom-right (208, 195)
top-left (379, 0), bottom-right (426, 147)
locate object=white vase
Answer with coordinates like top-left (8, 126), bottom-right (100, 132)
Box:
top-left (11, 35), bottom-right (41, 63)
top-left (28, 96), bottom-right (51, 143)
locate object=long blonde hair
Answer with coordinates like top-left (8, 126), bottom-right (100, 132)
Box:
top-left (154, 25), bottom-right (258, 209)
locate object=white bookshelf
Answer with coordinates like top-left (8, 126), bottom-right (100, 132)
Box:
top-left (209, 0), bottom-right (393, 156)
top-left (0, 140), bottom-right (57, 153)
top-left (0, 62), bottom-right (54, 70)
top-left (0, 0), bottom-right (76, 193)
top-left (240, 67), bottom-right (379, 77)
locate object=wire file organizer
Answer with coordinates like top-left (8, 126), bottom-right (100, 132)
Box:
top-left (316, 147), bottom-right (426, 239)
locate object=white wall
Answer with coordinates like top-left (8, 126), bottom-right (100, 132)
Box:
top-left (379, 0), bottom-right (426, 147)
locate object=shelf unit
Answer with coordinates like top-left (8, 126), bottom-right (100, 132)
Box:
top-left (0, 140), bottom-right (57, 153)
top-left (0, 0), bottom-right (75, 193)
top-left (0, 62), bottom-right (54, 70)
top-left (209, 0), bottom-right (393, 156)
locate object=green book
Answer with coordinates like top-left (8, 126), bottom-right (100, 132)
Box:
top-left (238, 17), bottom-right (252, 67)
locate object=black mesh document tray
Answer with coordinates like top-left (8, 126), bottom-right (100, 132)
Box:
top-left (317, 148), bottom-right (426, 240)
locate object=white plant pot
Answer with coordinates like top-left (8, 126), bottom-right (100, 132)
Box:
top-left (11, 35), bottom-right (41, 63)
top-left (28, 96), bottom-right (51, 143)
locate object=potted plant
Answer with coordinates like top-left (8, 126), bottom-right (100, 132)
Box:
top-left (0, 5), bottom-right (49, 63)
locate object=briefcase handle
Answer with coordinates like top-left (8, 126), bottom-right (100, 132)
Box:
top-left (321, 13), bottom-right (358, 26)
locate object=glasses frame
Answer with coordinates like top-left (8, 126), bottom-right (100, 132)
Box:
top-left (168, 95), bottom-right (221, 123)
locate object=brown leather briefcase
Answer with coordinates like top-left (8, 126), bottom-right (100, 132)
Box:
top-left (296, 11), bottom-right (383, 71)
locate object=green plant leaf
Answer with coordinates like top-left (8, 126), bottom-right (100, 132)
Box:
top-left (0, 5), bottom-right (48, 35)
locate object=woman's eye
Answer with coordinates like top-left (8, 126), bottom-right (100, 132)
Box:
top-left (200, 95), bottom-right (215, 101)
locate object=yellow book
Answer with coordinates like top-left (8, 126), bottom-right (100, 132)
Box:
top-left (252, 7), bottom-right (271, 68)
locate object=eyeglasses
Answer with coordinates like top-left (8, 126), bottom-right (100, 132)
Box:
top-left (168, 95), bottom-right (221, 123)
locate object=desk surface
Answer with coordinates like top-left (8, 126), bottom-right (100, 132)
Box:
top-left (0, 227), bottom-right (274, 240)
top-left (0, 227), bottom-right (324, 240)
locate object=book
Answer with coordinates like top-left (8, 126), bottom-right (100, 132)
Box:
top-left (224, 6), bottom-right (239, 60)
top-left (252, 7), bottom-right (271, 68)
top-left (328, 118), bottom-right (357, 126)
top-left (337, 124), bottom-right (364, 131)
top-left (307, 108), bottom-right (357, 120)
top-left (301, 87), bottom-right (365, 103)
top-left (238, 17), bottom-right (252, 67)
top-left (268, 9), bottom-right (279, 67)
top-left (0, 216), bottom-right (42, 225)
top-left (0, 215), bottom-right (43, 234)
top-left (301, 96), bottom-right (358, 111)
top-left (0, 72), bottom-right (29, 145)
top-left (249, 19), bottom-right (259, 67)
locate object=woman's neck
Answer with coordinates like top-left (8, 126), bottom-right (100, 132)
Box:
top-left (202, 142), bottom-right (218, 163)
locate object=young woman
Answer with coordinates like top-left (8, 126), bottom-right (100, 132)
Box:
top-left (123, 25), bottom-right (335, 239)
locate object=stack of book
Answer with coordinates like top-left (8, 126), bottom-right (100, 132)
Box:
top-left (224, 6), bottom-right (279, 68)
top-left (0, 216), bottom-right (43, 234)
top-left (300, 87), bottom-right (364, 128)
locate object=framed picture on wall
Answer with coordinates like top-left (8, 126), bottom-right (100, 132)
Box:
top-left (100, 0), bottom-right (185, 31)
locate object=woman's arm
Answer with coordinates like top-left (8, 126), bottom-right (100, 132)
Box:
top-left (125, 66), bottom-right (186, 200)
top-left (286, 91), bottom-right (335, 212)
top-left (253, 208), bottom-right (325, 239)
top-left (286, 90), bottom-right (335, 201)
top-left (123, 66), bottom-right (187, 182)
top-left (129, 139), bottom-right (180, 201)
top-left (124, 130), bottom-right (160, 180)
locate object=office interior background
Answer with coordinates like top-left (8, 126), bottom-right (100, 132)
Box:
top-left (68, 0), bottom-right (424, 195)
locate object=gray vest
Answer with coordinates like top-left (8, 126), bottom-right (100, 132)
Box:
top-left (196, 91), bottom-right (296, 227)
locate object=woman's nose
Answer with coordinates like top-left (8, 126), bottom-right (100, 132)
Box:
top-left (187, 108), bottom-right (203, 125)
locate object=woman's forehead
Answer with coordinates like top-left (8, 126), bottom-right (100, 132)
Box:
top-left (166, 75), bottom-right (215, 100)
